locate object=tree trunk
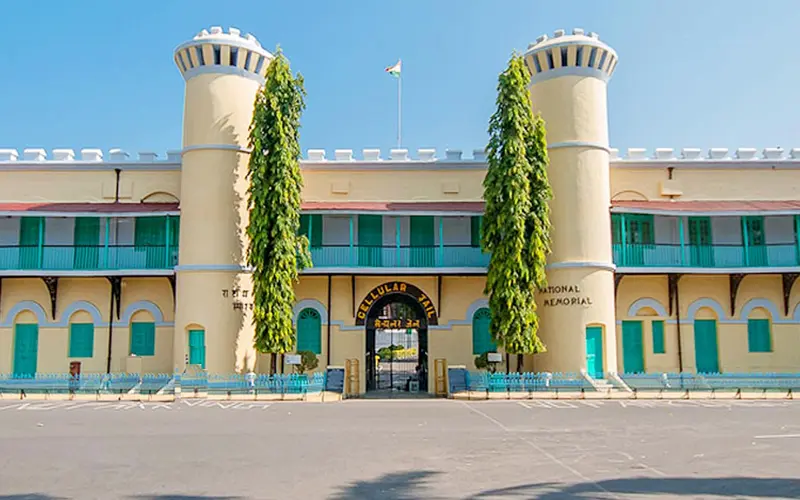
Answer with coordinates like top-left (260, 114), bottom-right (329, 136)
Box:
top-left (517, 353), bottom-right (524, 373)
top-left (270, 353), bottom-right (277, 375)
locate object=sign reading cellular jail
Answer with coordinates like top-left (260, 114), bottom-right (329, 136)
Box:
top-left (541, 285), bottom-right (594, 307)
top-left (355, 282), bottom-right (439, 326)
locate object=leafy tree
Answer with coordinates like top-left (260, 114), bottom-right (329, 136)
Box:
top-left (482, 53), bottom-right (552, 370)
top-left (246, 49), bottom-right (312, 374)
top-left (295, 351), bottom-right (319, 375)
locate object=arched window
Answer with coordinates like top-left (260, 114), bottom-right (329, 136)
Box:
top-left (472, 307), bottom-right (495, 355)
top-left (69, 322), bottom-right (94, 358)
top-left (296, 308), bottom-right (322, 354)
top-left (130, 311), bottom-right (156, 357)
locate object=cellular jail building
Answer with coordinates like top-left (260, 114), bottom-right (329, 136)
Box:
top-left (1, 26), bottom-right (799, 394)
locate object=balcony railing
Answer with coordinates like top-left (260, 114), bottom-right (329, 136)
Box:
top-left (308, 245), bottom-right (489, 268)
top-left (0, 245), bottom-right (179, 271)
top-left (613, 243), bottom-right (800, 268)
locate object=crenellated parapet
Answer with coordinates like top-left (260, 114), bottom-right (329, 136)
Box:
top-left (173, 26), bottom-right (273, 84)
top-left (523, 28), bottom-right (618, 85)
top-left (303, 148), bottom-right (488, 163)
top-left (0, 148), bottom-right (181, 164)
top-left (609, 147), bottom-right (800, 162)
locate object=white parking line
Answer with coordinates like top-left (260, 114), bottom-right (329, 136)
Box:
top-left (754, 433), bottom-right (800, 439)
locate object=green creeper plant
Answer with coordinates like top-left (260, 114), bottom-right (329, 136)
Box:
top-left (482, 53), bottom-right (552, 368)
top-left (246, 49), bottom-right (312, 374)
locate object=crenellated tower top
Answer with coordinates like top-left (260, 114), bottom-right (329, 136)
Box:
top-left (523, 28), bottom-right (618, 85)
top-left (173, 26), bottom-right (273, 83)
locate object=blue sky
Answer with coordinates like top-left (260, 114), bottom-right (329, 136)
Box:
top-left (1, 1), bottom-right (798, 158)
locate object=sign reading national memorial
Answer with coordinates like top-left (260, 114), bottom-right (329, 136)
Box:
top-left (541, 285), bottom-right (593, 307)
top-left (355, 281), bottom-right (438, 326)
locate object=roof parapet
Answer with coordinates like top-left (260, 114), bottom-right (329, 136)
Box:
top-left (0, 149), bottom-right (181, 163)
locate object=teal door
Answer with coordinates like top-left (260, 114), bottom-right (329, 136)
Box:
top-left (19, 217), bottom-right (42, 269)
top-left (743, 216), bottom-right (767, 266)
top-left (585, 326), bottom-right (604, 378)
top-left (621, 321), bottom-right (645, 374)
top-left (188, 329), bottom-right (206, 369)
top-left (74, 217), bottom-right (100, 270)
top-left (410, 216), bottom-right (435, 267)
top-left (13, 324), bottom-right (39, 377)
top-left (358, 215), bottom-right (383, 266)
top-left (688, 217), bottom-right (714, 267)
top-left (694, 319), bottom-right (720, 373)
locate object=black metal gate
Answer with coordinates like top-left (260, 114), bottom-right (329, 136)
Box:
top-left (366, 301), bottom-right (428, 393)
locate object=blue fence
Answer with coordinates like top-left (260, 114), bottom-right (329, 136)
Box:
top-left (180, 372), bottom-right (326, 395)
top-left (0, 373), bottom-right (173, 395)
top-left (449, 370), bottom-right (593, 393)
top-left (621, 372), bottom-right (800, 391)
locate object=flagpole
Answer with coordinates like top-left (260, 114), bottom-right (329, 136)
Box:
top-left (397, 71), bottom-right (402, 148)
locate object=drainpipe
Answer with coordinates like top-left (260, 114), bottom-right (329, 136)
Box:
top-left (674, 277), bottom-right (684, 373)
top-left (114, 168), bottom-right (121, 203)
top-left (106, 169), bottom-right (121, 374)
top-left (326, 274), bottom-right (332, 366)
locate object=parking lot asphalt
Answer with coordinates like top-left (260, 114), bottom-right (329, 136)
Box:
top-left (0, 399), bottom-right (799, 499)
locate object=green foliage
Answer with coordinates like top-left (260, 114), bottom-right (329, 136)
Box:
top-left (246, 49), bottom-right (312, 359)
top-left (295, 350), bottom-right (319, 374)
top-left (482, 53), bottom-right (552, 355)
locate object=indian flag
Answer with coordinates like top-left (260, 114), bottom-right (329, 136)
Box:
top-left (385, 60), bottom-right (401, 78)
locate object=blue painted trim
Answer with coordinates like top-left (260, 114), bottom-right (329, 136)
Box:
top-left (182, 144), bottom-right (251, 155)
top-left (0, 300), bottom-right (48, 327)
top-left (464, 298), bottom-right (489, 322)
top-left (56, 301), bottom-right (106, 328)
top-left (548, 141), bottom-right (610, 153)
top-left (626, 298), bottom-right (668, 318)
top-left (117, 301), bottom-right (165, 326)
top-left (546, 261), bottom-right (616, 271)
top-left (293, 299), bottom-right (328, 325)
top-left (182, 65), bottom-right (265, 84)
top-left (739, 298), bottom-right (781, 321)
top-left (686, 298), bottom-right (727, 322)
top-left (528, 66), bottom-right (610, 85)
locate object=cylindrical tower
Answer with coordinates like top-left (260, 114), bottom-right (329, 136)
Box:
top-left (172, 26), bottom-right (273, 373)
top-left (523, 29), bottom-right (619, 376)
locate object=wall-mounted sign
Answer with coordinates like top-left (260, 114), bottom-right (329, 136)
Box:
top-left (487, 353), bottom-right (503, 363)
top-left (372, 318), bottom-right (421, 329)
top-left (284, 354), bottom-right (301, 365)
top-left (355, 281), bottom-right (438, 326)
top-left (221, 288), bottom-right (254, 311)
top-left (541, 284), bottom-right (593, 307)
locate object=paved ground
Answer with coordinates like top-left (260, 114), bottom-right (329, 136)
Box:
top-left (0, 399), bottom-right (799, 499)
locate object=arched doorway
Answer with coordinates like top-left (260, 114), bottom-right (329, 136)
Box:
top-left (356, 282), bottom-right (438, 393)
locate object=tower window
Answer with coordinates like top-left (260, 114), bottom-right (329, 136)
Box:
top-left (230, 47), bottom-right (239, 66)
top-left (254, 54), bottom-right (265, 74)
top-left (597, 50), bottom-right (608, 71)
top-left (176, 55), bottom-right (187, 72)
top-left (195, 46), bottom-right (205, 66)
top-left (532, 55), bottom-right (542, 73)
top-left (181, 49), bottom-right (193, 69)
top-left (576, 46), bottom-right (583, 66)
top-left (560, 47), bottom-right (568, 67)
top-left (588, 47), bottom-right (598, 67)
top-left (546, 49), bottom-right (554, 70)
top-left (243, 50), bottom-right (253, 70)
top-left (212, 45), bottom-right (221, 65)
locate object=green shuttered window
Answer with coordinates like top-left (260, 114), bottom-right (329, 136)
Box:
top-left (296, 308), bottom-right (322, 354)
top-left (299, 214), bottom-right (323, 248)
top-left (69, 323), bottom-right (94, 358)
top-left (652, 320), bottom-right (666, 354)
top-left (472, 308), bottom-right (496, 355)
top-left (130, 322), bottom-right (156, 356)
top-left (747, 318), bottom-right (772, 353)
top-left (470, 216), bottom-right (482, 248)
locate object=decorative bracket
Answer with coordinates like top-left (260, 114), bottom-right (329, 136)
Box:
top-left (40, 277), bottom-right (59, 321)
top-left (729, 274), bottom-right (746, 317)
top-left (614, 273), bottom-right (625, 300)
top-left (106, 276), bottom-right (122, 320)
top-left (782, 273), bottom-right (799, 316)
top-left (167, 275), bottom-right (176, 304)
top-left (667, 274), bottom-right (682, 316)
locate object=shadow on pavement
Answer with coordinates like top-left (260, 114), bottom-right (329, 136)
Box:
top-left (331, 470), bottom-right (441, 499)
top-left (130, 496), bottom-right (243, 500)
top-left (0, 496), bottom-right (67, 500)
top-left (469, 477), bottom-right (800, 498)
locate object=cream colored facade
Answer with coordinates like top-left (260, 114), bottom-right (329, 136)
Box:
top-left (1, 26), bottom-right (799, 392)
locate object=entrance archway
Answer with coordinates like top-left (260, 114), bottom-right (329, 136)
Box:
top-left (357, 282), bottom-right (438, 393)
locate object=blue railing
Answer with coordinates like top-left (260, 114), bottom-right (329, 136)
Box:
top-left (0, 373), bottom-right (173, 394)
top-left (180, 372), bottom-right (326, 395)
top-left (450, 371), bottom-right (593, 393)
top-left (308, 245), bottom-right (489, 269)
top-left (613, 243), bottom-right (800, 269)
top-left (0, 245), bottom-right (178, 271)
top-left (621, 372), bottom-right (800, 391)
